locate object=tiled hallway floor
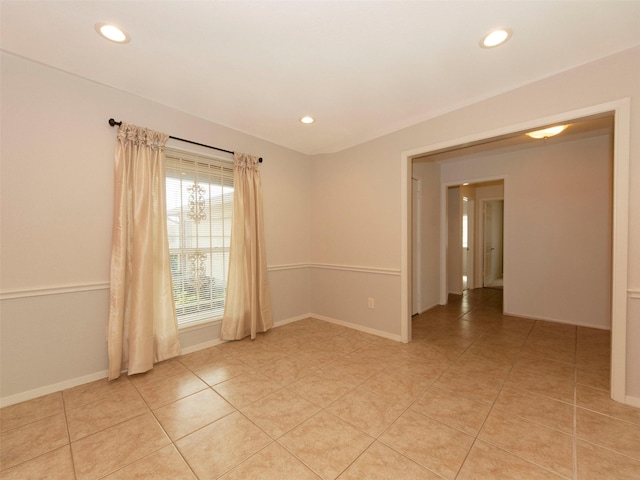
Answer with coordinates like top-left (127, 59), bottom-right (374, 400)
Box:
top-left (2, 289), bottom-right (640, 479)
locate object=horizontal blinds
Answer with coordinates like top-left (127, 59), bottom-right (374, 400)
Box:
top-left (164, 148), bottom-right (234, 325)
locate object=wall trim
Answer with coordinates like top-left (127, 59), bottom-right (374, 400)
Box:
top-left (628, 289), bottom-right (640, 299)
top-left (267, 263), bottom-right (312, 272)
top-left (310, 263), bottom-right (401, 276)
top-left (311, 313), bottom-right (402, 342)
top-left (0, 282), bottom-right (110, 300)
top-left (0, 370), bottom-right (109, 408)
top-left (624, 395), bottom-right (640, 408)
top-left (503, 310), bottom-right (611, 330)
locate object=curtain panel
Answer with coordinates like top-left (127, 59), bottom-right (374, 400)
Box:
top-left (107, 123), bottom-right (181, 380)
top-left (221, 152), bottom-right (273, 340)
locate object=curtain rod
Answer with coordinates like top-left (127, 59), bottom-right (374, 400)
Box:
top-left (108, 118), bottom-right (263, 163)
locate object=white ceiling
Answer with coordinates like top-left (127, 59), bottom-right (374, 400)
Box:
top-left (2, 1), bottom-right (639, 155)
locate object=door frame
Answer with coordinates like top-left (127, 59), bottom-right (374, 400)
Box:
top-left (412, 176), bottom-right (422, 315)
top-left (400, 98), bottom-right (630, 404)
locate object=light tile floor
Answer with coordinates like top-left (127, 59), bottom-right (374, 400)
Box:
top-left (2, 289), bottom-right (640, 479)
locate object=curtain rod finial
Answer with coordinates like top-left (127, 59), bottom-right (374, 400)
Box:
top-left (108, 118), bottom-right (122, 127)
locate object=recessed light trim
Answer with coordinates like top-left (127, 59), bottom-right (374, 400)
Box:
top-left (300, 116), bottom-right (315, 124)
top-left (526, 125), bottom-right (569, 139)
top-left (480, 28), bottom-right (512, 48)
top-left (95, 23), bottom-right (130, 43)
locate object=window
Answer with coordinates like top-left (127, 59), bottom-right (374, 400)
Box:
top-left (164, 148), bottom-right (234, 326)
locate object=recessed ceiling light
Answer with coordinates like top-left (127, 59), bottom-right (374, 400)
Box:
top-left (95, 23), bottom-right (130, 43)
top-left (480, 28), bottom-right (512, 48)
top-left (300, 116), bottom-right (315, 124)
top-left (526, 125), bottom-right (569, 139)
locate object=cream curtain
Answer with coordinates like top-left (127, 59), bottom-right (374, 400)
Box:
top-left (107, 122), bottom-right (181, 380)
top-left (221, 153), bottom-right (273, 340)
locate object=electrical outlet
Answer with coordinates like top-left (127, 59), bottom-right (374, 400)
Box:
top-left (368, 297), bottom-right (375, 309)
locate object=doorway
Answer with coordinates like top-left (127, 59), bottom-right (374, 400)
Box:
top-left (400, 100), bottom-right (630, 404)
top-left (482, 199), bottom-right (504, 288)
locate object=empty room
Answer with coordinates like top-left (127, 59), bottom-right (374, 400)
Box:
top-left (1, 2), bottom-right (640, 479)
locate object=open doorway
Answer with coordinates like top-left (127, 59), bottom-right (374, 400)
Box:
top-left (401, 101), bottom-right (630, 404)
top-left (482, 198), bottom-right (504, 289)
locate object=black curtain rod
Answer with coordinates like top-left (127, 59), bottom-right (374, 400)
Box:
top-left (108, 118), bottom-right (263, 163)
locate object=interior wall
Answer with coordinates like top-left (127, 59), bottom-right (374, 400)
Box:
top-left (412, 161), bottom-right (441, 311)
top-left (440, 134), bottom-right (612, 328)
top-left (474, 184), bottom-right (505, 288)
top-left (0, 52), bottom-right (312, 403)
top-left (311, 46), bottom-right (639, 398)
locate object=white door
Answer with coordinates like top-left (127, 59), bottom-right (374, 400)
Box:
top-left (412, 178), bottom-right (421, 315)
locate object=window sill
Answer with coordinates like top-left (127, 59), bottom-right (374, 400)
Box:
top-left (178, 317), bottom-right (222, 333)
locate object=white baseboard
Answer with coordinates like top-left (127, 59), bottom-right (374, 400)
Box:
top-left (624, 395), bottom-right (640, 408)
top-left (503, 310), bottom-right (611, 330)
top-left (310, 313), bottom-right (402, 342)
top-left (0, 370), bottom-right (109, 408)
top-left (0, 312), bottom-right (400, 407)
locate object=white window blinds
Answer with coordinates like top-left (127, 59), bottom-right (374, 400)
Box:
top-left (164, 148), bottom-right (234, 325)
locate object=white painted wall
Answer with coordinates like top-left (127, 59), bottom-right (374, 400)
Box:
top-left (441, 135), bottom-right (612, 328)
top-left (0, 52), bottom-right (312, 402)
top-left (2, 45), bottom-right (640, 403)
top-left (310, 46), bottom-right (639, 398)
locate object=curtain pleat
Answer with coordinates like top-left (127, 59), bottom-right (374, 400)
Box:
top-left (107, 123), bottom-right (181, 380)
top-left (220, 152), bottom-right (273, 340)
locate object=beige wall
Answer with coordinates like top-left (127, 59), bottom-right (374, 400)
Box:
top-left (2, 45), bottom-right (639, 403)
top-left (0, 52), bottom-right (312, 402)
top-left (440, 134), bottom-right (612, 328)
top-left (309, 46), bottom-right (639, 398)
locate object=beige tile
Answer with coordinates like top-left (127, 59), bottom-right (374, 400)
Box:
top-left (452, 351), bottom-right (513, 381)
top-left (326, 386), bottom-right (407, 437)
top-left (279, 411), bottom-right (374, 480)
top-left (241, 388), bottom-right (320, 439)
top-left (521, 336), bottom-right (576, 364)
top-left (221, 442), bottom-right (320, 480)
top-left (62, 376), bottom-right (132, 410)
top-left (433, 366), bottom-right (504, 405)
top-left (321, 356), bottom-right (383, 384)
top-left (576, 408), bottom-right (640, 461)
top-left (129, 359), bottom-right (190, 387)
top-left (192, 358), bottom-right (251, 386)
top-left (176, 411), bottom-right (272, 480)
top-left (0, 445), bottom-right (73, 480)
top-left (512, 352), bottom-right (576, 381)
top-left (66, 386), bottom-right (149, 441)
top-left (0, 413), bottom-right (68, 471)
top-left (577, 439), bottom-right (640, 479)
top-left (576, 384), bottom-right (640, 426)
top-left (257, 356), bottom-right (318, 386)
top-left (410, 387), bottom-right (491, 436)
top-left (577, 366), bottom-right (610, 390)
top-left (0, 393), bottom-right (63, 433)
top-left (478, 409), bottom-right (573, 478)
top-left (102, 444), bottom-right (196, 479)
top-left (135, 371), bottom-right (208, 409)
top-left (154, 388), bottom-right (235, 441)
top-left (360, 370), bottom-right (431, 406)
top-left (177, 345), bottom-right (227, 370)
top-left (287, 371), bottom-right (353, 408)
top-left (505, 367), bottom-right (575, 403)
top-left (71, 413), bottom-right (170, 480)
top-left (378, 409), bottom-right (473, 480)
top-left (457, 440), bottom-right (565, 479)
top-left (338, 441), bottom-right (442, 479)
top-left (236, 347), bottom-right (288, 369)
top-left (212, 370), bottom-right (283, 409)
top-left (493, 385), bottom-right (574, 434)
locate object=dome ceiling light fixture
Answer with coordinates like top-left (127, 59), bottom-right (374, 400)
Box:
top-left (300, 116), bottom-right (315, 124)
top-left (526, 124), bottom-right (569, 139)
top-left (480, 28), bottom-right (512, 48)
top-left (95, 23), bottom-right (130, 43)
